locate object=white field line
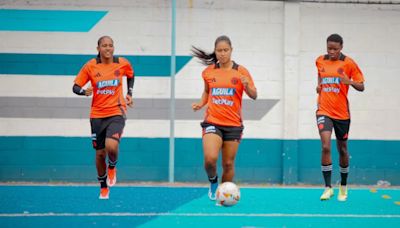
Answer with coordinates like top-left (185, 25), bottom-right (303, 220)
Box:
top-left (0, 212), bottom-right (399, 218)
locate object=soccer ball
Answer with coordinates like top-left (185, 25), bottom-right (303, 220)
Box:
top-left (216, 182), bottom-right (240, 206)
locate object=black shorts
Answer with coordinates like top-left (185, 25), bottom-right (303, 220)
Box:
top-left (90, 115), bottom-right (125, 150)
top-left (201, 122), bottom-right (243, 142)
top-left (316, 115), bottom-right (350, 141)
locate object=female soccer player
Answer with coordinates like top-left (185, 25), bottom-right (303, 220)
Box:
top-left (316, 34), bottom-right (365, 201)
top-left (72, 36), bottom-right (134, 199)
top-left (191, 35), bottom-right (257, 200)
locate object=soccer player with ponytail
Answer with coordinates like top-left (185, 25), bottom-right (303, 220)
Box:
top-left (192, 35), bottom-right (257, 200)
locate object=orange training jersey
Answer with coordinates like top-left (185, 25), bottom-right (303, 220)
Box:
top-left (316, 53), bottom-right (364, 120)
top-left (74, 57), bottom-right (134, 118)
top-left (202, 62), bottom-right (256, 127)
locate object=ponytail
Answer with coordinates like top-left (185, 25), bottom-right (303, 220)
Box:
top-left (191, 46), bottom-right (217, 65)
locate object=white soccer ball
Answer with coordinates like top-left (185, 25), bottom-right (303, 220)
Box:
top-left (216, 182), bottom-right (240, 206)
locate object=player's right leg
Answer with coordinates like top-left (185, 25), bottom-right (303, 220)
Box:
top-left (317, 115), bottom-right (334, 200)
top-left (105, 138), bottom-right (118, 187)
top-left (201, 122), bottom-right (223, 200)
top-left (96, 149), bottom-right (109, 199)
top-left (91, 118), bottom-right (109, 199)
top-left (320, 132), bottom-right (334, 200)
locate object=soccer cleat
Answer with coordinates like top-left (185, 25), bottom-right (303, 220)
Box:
top-left (208, 182), bottom-right (218, 201)
top-left (338, 185), bottom-right (348, 201)
top-left (99, 187), bottom-right (109, 200)
top-left (320, 187), bottom-right (334, 201)
top-left (107, 168), bottom-right (117, 187)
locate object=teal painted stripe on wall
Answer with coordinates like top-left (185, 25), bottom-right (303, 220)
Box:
top-left (0, 9), bottom-right (107, 32)
top-left (0, 53), bottom-right (192, 76)
top-left (175, 138), bottom-right (283, 183)
top-left (298, 139), bottom-right (400, 185)
top-left (0, 137), bottom-right (399, 185)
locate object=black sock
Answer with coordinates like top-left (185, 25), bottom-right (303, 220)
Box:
top-left (108, 159), bottom-right (117, 169)
top-left (321, 164), bottom-right (332, 188)
top-left (208, 175), bottom-right (218, 184)
top-left (97, 173), bottom-right (108, 188)
top-left (340, 166), bottom-right (349, 186)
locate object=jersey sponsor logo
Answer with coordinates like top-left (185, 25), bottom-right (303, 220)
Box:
top-left (205, 126), bottom-right (216, 134)
top-left (212, 98), bottom-right (234, 106)
top-left (211, 88), bottom-right (235, 96)
top-left (322, 87), bottom-right (340, 93)
top-left (97, 89), bottom-right (115, 95)
top-left (321, 77), bottom-right (341, 94)
top-left (97, 79), bottom-right (119, 89)
top-left (321, 77), bottom-right (340, 85)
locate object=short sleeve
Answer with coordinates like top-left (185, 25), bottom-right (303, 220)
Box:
top-left (202, 65), bottom-right (213, 81)
top-left (239, 66), bottom-right (256, 89)
top-left (121, 57), bottom-right (134, 78)
top-left (315, 56), bottom-right (323, 77)
top-left (74, 62), bottom-right (90, 87)
top-left (348, 59), bottom-right (364, 83)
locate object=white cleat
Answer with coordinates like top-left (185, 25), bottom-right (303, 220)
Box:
top-left (320, 187), bottom-right (334, 201)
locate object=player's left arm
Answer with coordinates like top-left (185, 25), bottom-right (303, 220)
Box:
top-left (73, 62), bottom-right (92, 96)
top-left (239, 68), bottom-right (257, 100)
top-left (241, 75), bottom-right (257, 100)
top-left (341, 61), bottom-right (365, 92)
top-left (350, 79), bottom-right (364, 92)
top-left (126, 77), bottom-right (134, 107)
top-left (123, 58), bottom-right (135, 107)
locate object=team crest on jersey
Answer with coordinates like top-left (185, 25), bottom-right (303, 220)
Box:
top-left (337, 68), bottom-right (344, 75)
top-left (114, 70), bottom-right (120, 77)
top-left (231, 77), bottom-right (239, 85)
